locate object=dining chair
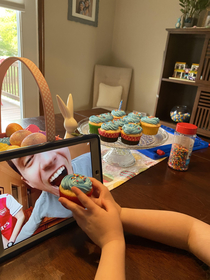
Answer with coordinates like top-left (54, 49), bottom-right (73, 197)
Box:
top-left (92, 64), bottom-right (132, 111)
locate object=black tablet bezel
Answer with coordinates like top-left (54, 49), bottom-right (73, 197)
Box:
top-left (0, 134), bottom-right (102, 262)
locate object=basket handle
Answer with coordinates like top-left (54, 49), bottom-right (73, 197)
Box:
top-left (0, 57), bottom-right (56, 142)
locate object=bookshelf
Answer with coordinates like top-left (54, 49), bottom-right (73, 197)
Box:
top-left (154, 28), bottom-right (210, 137)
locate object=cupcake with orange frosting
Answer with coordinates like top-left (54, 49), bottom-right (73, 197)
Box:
top-left (59, 173), bottom-right (93, 206)
top-left (140, 116), bottom-right (161, 135)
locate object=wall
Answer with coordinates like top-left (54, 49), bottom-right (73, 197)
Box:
top-left (44, 1), bottom-right (189, 116)
top-left (44, 0), bottom-right (116, 113)
top-left (111, 0), bottom-right (180, 115)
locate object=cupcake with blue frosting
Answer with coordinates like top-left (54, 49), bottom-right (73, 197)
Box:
top-left (89, 114), bottom-right (106, 134)
top-left (140, 116), bottom-right (161, 135)
top-left (122, 115), bottom-right (140, 125)
top-left (128, 111), bottom-right (144, 119)
top-left (59, 173), bottom-right (93, 206)
top-left (100, 112), bottom-right (114, 122)
top-left (113, 118), bottom-right (128, 130)
top-left (111, 109), bottom-right (126, 119)
top-left (98, 121), bottom-right (121, 142)
top-left (121, 123), bottom-right (142, 145)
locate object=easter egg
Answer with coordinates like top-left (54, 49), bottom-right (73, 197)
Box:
top-left (10, 130), bottom-right (32, 146)
top-left (21, 132), bottom-right (47, 147)
top-left (6, 123), bottom-right (23, 137)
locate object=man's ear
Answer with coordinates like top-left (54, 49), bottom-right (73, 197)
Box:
top-left (21, 177), bottom-right (34, 188)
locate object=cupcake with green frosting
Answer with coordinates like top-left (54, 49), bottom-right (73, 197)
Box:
top-left (140, 116), bottom-right (161, 135)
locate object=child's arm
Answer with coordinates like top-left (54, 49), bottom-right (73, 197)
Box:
top-left (59, 187), bottom-right (126, 280)
top-left (90, 178), bottom-right (210, 266)
top-left (9, 208), bottom-right (25, 244)
top-left (95, 239), bottom-right (125, 280)
top-left (120, 208), bottom-right (210, 266)
top-left (2, 235), bottom-right (9, 249)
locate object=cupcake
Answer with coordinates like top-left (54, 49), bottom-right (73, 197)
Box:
top-left (128, 111), bottom-right (144, 119)
top-left (140, 116), bottom-right (161, 135)
top-left (122, 115), bottom-right (140, 125)
top-left (59, 173), bottom-right (93, 206)
top-left (89, 115), bottom-right (106, 134)
top-left (100, 112), bottom-right (114, 122)
top-left (121, 124), bottom-right (143, 145)
top-left (111, 109), bottom-right (126, 119)
top-left (113, 118), bottom-right (128, 130)
top-left (98, 121), bottom-right (121, 142)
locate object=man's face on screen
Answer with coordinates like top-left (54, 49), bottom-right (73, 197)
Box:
top-left (12, 147), bottom-right (73, 196)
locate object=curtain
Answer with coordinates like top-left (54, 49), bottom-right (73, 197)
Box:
top-left (0, 0), bottom-right (25, 11)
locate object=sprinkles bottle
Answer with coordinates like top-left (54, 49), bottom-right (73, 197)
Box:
top-left (168, 123), bottom-right (197, 171)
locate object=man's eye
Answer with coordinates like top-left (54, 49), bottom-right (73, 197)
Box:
top-left (24, 156), bottom-right (33, 167)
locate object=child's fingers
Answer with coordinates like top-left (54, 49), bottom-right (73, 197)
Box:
top-left (89, 177), bottom-right (103, 191)
top-left (89, 177), bottom-right (106, 197)
top-left (71, 186), bottom-right (97, 211)
top-left (101, 197), bottom-right (116, 212)
top-left (58, 197), bottom-right (81, 212)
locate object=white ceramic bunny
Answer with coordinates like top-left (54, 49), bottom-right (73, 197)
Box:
top-left (56, 93), bottom-right (78, 138)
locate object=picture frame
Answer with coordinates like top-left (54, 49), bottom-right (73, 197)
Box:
top-left (203, 8), bottom-right (210, 27)
top-left (68, 0), bottom-right (99, 27)
top-left (0, 187), bottom-right (4, 195)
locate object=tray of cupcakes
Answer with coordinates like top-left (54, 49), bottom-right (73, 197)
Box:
top-left (77, 109), bottom-right (169, 150)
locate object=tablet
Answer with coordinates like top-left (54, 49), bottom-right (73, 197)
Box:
top-left (0, 134), bottom-right (102, 262)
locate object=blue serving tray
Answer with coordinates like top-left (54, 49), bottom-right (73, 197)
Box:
top-left (138, 125), bottom-right (209, 160)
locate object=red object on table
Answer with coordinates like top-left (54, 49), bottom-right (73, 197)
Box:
top-left (156, 149), bottom-right (165, 156)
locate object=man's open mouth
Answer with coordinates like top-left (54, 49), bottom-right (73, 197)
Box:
top-left (49, 165), bottom-right (68, 186)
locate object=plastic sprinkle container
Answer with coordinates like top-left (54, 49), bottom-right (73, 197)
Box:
top-left (168, 123), bottom-right (197, 171)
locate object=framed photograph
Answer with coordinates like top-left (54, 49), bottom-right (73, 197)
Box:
top-left (203, 8), bottom-right (210, 27)
top-left (0, 187), bottom-right (4, 195)
top-left (68, 0), bottom-right (99, 27)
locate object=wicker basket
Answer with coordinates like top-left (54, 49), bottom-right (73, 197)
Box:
top-left (0, 57), bottom-right (56, 141)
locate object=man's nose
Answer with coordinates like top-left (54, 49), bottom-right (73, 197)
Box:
top-left (40, 152), bottom-right (56, 170)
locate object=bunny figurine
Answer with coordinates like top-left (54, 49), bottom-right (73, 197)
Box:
top-left (56, 93), bottom-right (78, 138)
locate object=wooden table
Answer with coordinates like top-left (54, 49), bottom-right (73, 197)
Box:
top-left (1, 108), bottom-right (210, 280)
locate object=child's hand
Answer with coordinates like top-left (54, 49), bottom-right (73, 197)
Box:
top-left (90, 178), bottom-right (122, 215)
top-left (59, 187), bottom-right (124, 249)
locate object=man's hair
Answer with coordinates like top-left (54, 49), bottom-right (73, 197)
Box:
top-left (7, 160), bottom-right (21, 175)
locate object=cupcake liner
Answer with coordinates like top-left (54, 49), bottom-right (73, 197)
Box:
top-left (88, 122), bottom-right (101, 134)
top-left (141, 122), bottom-right (160, 135)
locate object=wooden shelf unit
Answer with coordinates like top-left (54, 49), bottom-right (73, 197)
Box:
top-left (154, 28), bottom-right (210, 137)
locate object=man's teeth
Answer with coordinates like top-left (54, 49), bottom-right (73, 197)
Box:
top-left (50, 166), bottom-right (65, 183)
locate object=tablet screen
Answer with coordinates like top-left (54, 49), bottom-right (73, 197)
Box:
top-left (0, 135), bottom-right (101, 258)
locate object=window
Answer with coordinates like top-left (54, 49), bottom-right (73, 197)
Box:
top-left (0, 0), bottom-right (39, 119)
